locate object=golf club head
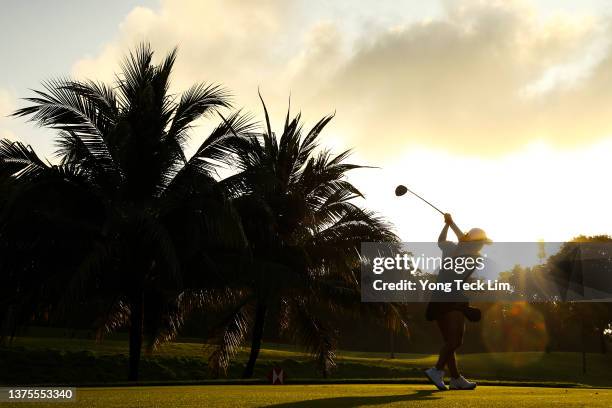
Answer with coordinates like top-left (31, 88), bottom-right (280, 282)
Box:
top-left (395, 185), bottom-right (408, 196)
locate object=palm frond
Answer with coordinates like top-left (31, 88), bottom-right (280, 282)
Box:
top-left (161, 111), bottom-right (256, 197)
top-left (207, 298), bottom-right (253, 377)
top-left (153, 46), bottom-right (178, 120)
top-left (0, 139), bottom-right (48, 178)
top-left (116, 42), bottom-right (155, 106)
top-left (95, 298), bottom-right (130, 340)
top-left (192, 111), bottom-right (255, 172)
top-left (288, 298), bottom-right (337, 377)
top-left (166, 83), bottom-right (232, 149)
top-left (12, 79), bottom-right (119, 176)
top-left (296, 113), bottom-right (334, 169)
top-left (257, 91), bottom-right (278, 163)
top-left (0, 139), bottom-right (92, 185)
top-left (61, 80), bottom-right (119, 121)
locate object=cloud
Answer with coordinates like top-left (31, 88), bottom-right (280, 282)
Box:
top-left (71, 0), bottom-right (612, 158)
top-left (284, 21), bottom-right (345, 98)
top-left (312, 1), bottom-right (609, 156)
top-left (72, 0), bottom-right (298, 113)
top-left (57, 0), bottom-right (612, 241)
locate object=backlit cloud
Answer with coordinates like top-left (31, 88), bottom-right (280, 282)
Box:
top-left (68, 0), bottom-right (612, 240)
top-left (71, 0), bottom-right (612, 157)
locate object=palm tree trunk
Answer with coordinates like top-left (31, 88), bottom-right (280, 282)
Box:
top-left (242, 301), bottom-right (267, 378)
top-left (128, 292), bottom-right (144, 381)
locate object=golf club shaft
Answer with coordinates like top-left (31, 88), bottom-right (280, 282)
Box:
top-left (404, 187), bottom-right (445, 215)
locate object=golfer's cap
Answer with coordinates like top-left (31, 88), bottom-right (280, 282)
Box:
top-left (464, 228), bottom-right (492, 244)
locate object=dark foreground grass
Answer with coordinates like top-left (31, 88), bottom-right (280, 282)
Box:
top-left (3, 385), bottom-right (612, 408)
top-left (1, 337), bottom-right (611, 387)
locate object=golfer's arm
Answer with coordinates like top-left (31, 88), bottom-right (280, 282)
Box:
top-left (450, 222), bottom-right (464, 240)
top-left (438, 224), bottom-right (449, 243)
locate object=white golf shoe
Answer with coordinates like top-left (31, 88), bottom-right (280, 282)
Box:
top-left (424, 367), bottom-right (447, 390)
top-left (449, 375), bottom-right (477, 390)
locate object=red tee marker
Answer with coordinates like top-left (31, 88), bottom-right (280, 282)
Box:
top-left (267, 367), bottom-right (285, 384)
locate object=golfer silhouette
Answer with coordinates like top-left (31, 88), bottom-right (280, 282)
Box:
top-left (424, 213), bottom-right (491, 391)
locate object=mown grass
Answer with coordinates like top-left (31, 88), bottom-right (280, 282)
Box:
top-left (3, 385), bottom-right (612, 408)
top-left (1, 336), bottom-right (611, 387)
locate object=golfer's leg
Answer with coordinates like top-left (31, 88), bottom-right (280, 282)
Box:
top-left (446, 311), bottom-right (465, 378)
top-left (435, 313), bottom-right (454, 371)
top-left (446, 352), bottom-right (459, 378)
top-left (435, 345), bottom-right (453, 371)
top-left (446, 312), bottom-right (477, 389)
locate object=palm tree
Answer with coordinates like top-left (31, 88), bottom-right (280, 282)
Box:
top-left (206, 95), bottom-right (408, 378)
top-left (0, 139), bottom-right (110, 345)
top-left (3, 43), bottom-right (252, 380)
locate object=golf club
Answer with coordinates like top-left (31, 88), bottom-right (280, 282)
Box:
top-left (394, 184), bottom-right (445, 215)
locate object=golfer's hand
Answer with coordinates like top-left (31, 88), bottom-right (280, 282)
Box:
top-left (444, 213), bottom-right (453, 225)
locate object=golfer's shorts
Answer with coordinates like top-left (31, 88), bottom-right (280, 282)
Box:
top-left (425, 301), bottom-right (469, 321)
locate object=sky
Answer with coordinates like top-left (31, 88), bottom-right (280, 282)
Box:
top-left (2, 0), bottom-right (612, 243)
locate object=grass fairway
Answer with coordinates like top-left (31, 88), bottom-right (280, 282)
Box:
top-left (3, 336), bottom-right (612, 387)
top-left (4, 385), bottom-right (611, 408)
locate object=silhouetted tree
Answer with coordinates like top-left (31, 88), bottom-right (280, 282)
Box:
top-left (206, 96), bottom-right (408, 378)
top-left (3, 43), bottom-right (251, 380)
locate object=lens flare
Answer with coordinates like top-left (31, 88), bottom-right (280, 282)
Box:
top-left (481, 302), bottom-right (549, 367)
